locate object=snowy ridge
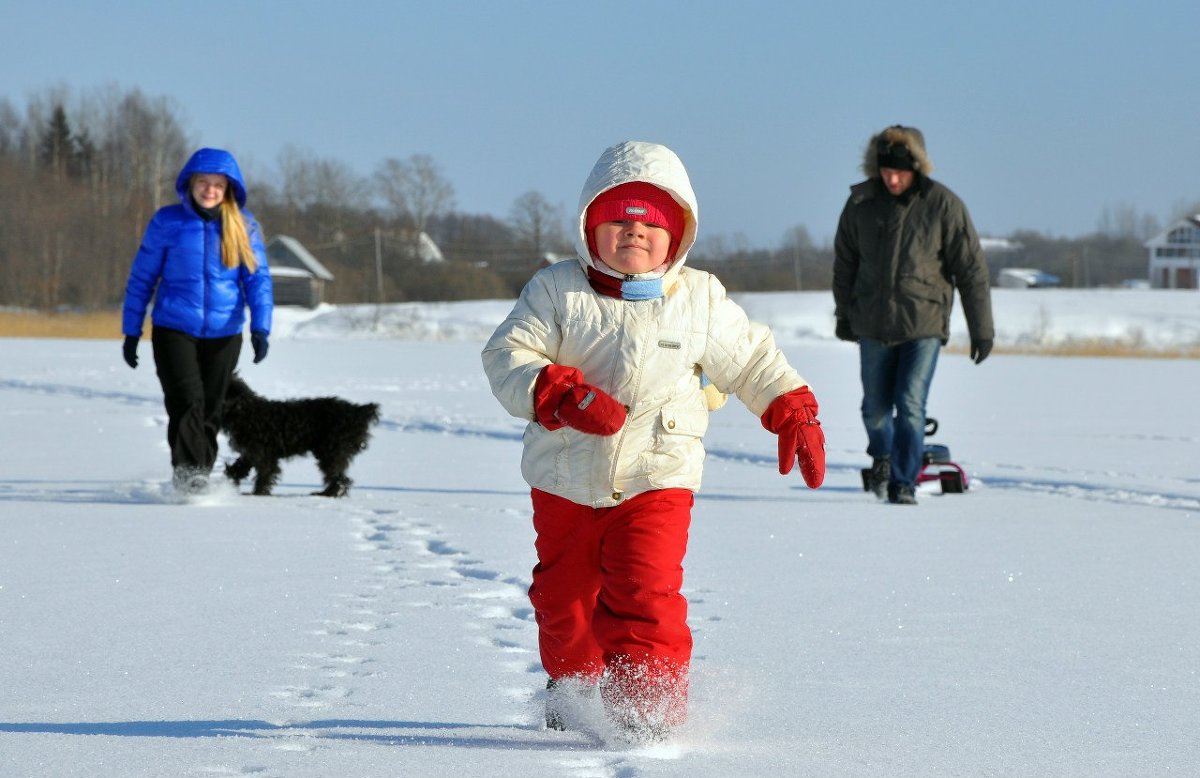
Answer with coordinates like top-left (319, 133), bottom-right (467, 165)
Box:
top-left (273, 289), bottom-right (1200, 353)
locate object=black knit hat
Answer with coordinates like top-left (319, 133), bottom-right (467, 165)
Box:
top-left (876, 139), bottom-right (916, 172)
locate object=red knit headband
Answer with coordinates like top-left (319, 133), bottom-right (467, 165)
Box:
top-left (585, 182), bottom-right (687, 261)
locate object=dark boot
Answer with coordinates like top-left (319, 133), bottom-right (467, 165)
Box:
top-left (545, 678), bottom-right (567, 731)
top-left (863, 457), bottom-right (890, 498)
top-left (173, 466), bottom-right (210, 495)
top-left (887, 482), bottom-right (918, 505)
top-left (545, 677), bottom-right (597, 731)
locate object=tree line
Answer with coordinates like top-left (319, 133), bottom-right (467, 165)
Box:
top-left (0, 86), bottom-right (1183, 312)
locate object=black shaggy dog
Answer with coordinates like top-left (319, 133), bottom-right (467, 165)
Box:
top-left (220, 375), bottom-right (380, 497)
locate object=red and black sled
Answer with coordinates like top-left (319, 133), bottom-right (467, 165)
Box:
top-left (917, 418), bottom-right (968, 493)
top-left (859, 417), bottom-right (969, 494)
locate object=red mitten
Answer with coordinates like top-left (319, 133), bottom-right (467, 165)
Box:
top-left (534, 364), bottom-right (627, 436)
top-left (760, 386), bottom-right (826, 488)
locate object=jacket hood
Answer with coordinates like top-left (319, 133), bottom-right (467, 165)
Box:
top-left (861, 125), bottom-right (933, 178)
top-left (575, 141), bottom-right (699, 286)
top-left (175, 147), bottom-right (248, 208)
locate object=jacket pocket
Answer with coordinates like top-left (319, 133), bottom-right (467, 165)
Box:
top-left (639, 406), bottom-right (709, 488)
top-left (521, 424), bottom-right (573, 490)
top-left (897, 273), bottom-right (946, 304)
top-left (895, 275), bottom-right (951, 338)
top-left (657, 407), bottom-right (709, 438)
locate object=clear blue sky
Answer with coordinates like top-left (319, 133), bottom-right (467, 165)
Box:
top-left (3, 0), bottom-right (1197, 247)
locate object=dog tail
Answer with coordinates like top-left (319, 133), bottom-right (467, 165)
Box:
top-left (224, 375), bottom-right (255, 403)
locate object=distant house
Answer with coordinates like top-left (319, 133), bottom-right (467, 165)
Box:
top-left (266, 235), bottom-right (334, 307)
top-left (980, 236), bottom-right (1023, 254)
top-left (1144, 214), bottom-right (1200, 289)
top-left (409, 231), bottom-right (445, 264)
top-left (998, 268), bottom-right (1061, 288)
top-left (538, 251), bottom-right (574, 269)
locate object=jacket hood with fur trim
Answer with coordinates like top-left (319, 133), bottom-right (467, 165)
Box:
top-left (574, 141), bottom-right (699, 289)
top-left (861, 125), bottom-right (933, 178)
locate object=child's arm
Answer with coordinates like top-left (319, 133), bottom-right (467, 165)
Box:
top-left (761, 387), bottom-right (825, 488)
top-left (533, 365), bottom-right (625, 436)
top-left (483, 270), bottom-right (622, 436)
top-left (697, 274), bottom-right (825, 488)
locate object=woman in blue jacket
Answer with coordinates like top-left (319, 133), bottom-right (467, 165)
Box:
top-left (121, 147), bottom-right (273, 494)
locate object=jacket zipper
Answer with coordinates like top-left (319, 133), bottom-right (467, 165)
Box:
top-left (604, 301), bottom-right (654, 499)
top-left (202, 219), bottom-right (213, 337)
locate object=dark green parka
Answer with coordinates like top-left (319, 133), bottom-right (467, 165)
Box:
top-left (833, 127), bottom-right (994, 345)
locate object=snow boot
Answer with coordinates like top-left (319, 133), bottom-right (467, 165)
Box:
top-left (861, 457), bottom-right (890, 499)
top-left (173, 466), bottom-right (210, 495)
top-left (545, 678), bottom-right (567, 731)
top-left (544, 677), bottom-right (596, 731)
top-left (887, 483), bottom-right (917, 505)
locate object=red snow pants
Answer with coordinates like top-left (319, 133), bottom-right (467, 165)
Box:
top-left (529, 487), bottom-right (693, 726)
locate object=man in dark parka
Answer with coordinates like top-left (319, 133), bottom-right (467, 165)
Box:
top-left (833, 125), bottom-right (994, 505)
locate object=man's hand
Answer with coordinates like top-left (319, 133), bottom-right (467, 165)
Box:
top-left (970, 338), bottom-right (992, 364)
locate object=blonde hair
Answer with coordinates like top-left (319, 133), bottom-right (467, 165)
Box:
top-left (218, 192), bottom-right (257, 272)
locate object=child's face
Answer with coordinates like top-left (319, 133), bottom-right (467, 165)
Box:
top-left (592, 220), bottom-right (672, 275)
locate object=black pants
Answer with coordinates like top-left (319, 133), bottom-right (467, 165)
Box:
top-left (151, 327), bottom-right (242, 472)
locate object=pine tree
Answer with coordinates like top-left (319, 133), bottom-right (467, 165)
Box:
top-left (38, 104), bottom-right (79, 180)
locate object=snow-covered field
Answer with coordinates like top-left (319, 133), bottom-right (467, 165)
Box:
top-left (2, 289), bottom-right (1198, 778)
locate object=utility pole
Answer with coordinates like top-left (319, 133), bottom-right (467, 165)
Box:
top-left (373, 227), bottom-right (384, 329)
top-left (793, 242), bottom-right (803, 291)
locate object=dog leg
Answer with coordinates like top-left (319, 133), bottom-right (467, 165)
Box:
top-left (224, 456), bottom-right (252, 485)
top-left (314, 475), bottom-right (352, 498)
top-left (252, 459), bottom-right (281, 496)
top-left (314, 449), bottom-right (355, 497)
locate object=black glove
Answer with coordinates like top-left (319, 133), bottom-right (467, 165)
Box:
top-left (251, 330), bottom-right (269, 364)
top-left (835, 318), bottom-right (858, 343)
top-left (970, 338), bottom-right (992, 365)
top-left (122, 336), bottom-right (139, 369)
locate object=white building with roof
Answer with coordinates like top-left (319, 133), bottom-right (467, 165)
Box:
top-left (1145, 214), bottom-right (1200, 289)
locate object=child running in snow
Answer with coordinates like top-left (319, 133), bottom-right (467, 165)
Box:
top-left (482, 140), bottom-right (825, 742)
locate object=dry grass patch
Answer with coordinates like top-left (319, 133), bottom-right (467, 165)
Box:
top-left (3, 311), bottom-right (1197, 358)
top-left (946, 342), bottom-right (1200, 360)
top-left (0, 310), bottom-right (122, 339)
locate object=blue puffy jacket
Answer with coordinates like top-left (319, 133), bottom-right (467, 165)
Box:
top-left (122, 148), bottom-right (273, 339)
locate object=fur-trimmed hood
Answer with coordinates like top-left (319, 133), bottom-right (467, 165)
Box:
top-left (861, 125), bottom-right (933, 178)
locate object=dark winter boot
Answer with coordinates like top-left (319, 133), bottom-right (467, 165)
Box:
top-left (545, 677), bottom-right (597, 731)
top-left (887, 483), bottom-right (918, 505)
top-left (545, 678), bottom-right (567, 731)
top-left (862, 457), bottom-right (890, 498)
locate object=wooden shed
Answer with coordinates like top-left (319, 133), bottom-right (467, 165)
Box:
top-left (266, 235), bottom-right (334, 307)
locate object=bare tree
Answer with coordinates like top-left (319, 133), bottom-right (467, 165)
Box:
top-left (1098, 202), bottom-right (1163, 242)
top-left (780, 225), bottom-right (816, 291)
top-left (1170, 199), bottom-right (1200, 222)
top-left (0, 87), bottom-right (181, 308)
top-left (374, 154), bottom-right (455, 259)
top-left (273, 145), bottom-right (369, 239)
top-left (0, 98), bottom-right (20, 155)
top-left (113, 89), bottom-right (190, 211)
top-left (509, 190), bottom-right (567, 265)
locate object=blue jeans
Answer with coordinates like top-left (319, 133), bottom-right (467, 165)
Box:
top-left (858, 337), bottom-right (940, 488)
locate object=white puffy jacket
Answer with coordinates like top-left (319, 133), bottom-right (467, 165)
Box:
top-left (482, 141), bottom-right (808, 507)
